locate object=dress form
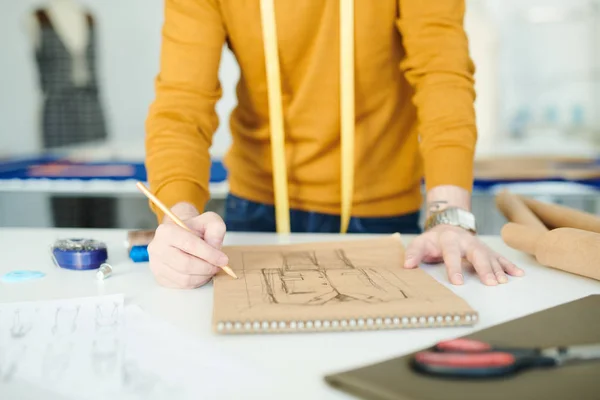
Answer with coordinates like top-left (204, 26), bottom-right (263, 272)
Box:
top-left (27, 0), bottom-right (107, 148)
top-left (29, 0), bottom-right (90, 86)
top-left (25, 1), bottom-right (114, 229)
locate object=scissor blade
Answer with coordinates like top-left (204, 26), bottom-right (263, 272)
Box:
top-left (542, 344), bottom-right (600, 365)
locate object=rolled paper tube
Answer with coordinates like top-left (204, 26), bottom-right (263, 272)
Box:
top-left (502, 223), bottom-right (600, 282)
top-left (495, 190), bottom-right (548, 231)
top-left (500, 223), bottom-right (542, 255)
top-left (127, 230), bottom-right (155, 250)
top-left (534, 227), bottom-right (600, 281)
top-left (519, 196), bottom-right (600, 233)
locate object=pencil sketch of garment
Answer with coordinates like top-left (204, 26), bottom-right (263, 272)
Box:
top-left (52, 306), bottom-right (80, 335)
top-left (10, 309), bottom-right (36, 339)
top-left (95, 303), bottom-right (120, 327)
top-left (260, 249), bottom-right (408, 305)
top-left (43, 339), bottom-right (73, 380)
top-left (326, 268), bottom-right (408, 302)
top-left (93, 302), bottom-right (121, 375)
top-left (93, 335), bottom-right (120, 375)
top-left (0, 345), bottom-right (26, 382)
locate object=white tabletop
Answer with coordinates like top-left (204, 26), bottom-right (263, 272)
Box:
top-left (0, 179), bottom-right (231, 199)
top-left (1, 228), bottom-right (600, 399)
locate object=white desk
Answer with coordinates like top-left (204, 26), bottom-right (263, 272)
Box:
top-left (0, 179), bottom-right (230, 199)
top-left (1, 228), bottom-right (600, 399)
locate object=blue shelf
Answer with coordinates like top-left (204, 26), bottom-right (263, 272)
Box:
top-left (0, 156), bottom-right (598, 190)
top-left (0, 157), bottom-right (228, 183)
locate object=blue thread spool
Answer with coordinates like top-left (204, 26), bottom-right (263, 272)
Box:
top-left (51, 238), bottom-right (108, 270)
top-left (129, 245), bottom-right (149, 263)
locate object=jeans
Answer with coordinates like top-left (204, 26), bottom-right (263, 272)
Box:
top-left (224, 193), bottom-right (422, 234)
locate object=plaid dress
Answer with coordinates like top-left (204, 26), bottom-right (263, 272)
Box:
top-left (34, 9), bottom-right (107, 149)
top-left (34, 9), bottom-right (114, 228)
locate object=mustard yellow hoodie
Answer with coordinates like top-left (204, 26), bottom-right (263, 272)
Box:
top-left (145, 0), bottom-right (477, 223)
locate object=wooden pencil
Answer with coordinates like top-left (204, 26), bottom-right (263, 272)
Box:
top-left (135, 181), bottom-right (238, 279)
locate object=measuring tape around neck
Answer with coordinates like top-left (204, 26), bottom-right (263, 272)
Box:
top-left (259, 0), bottom-right (355, 234)
top-left (260, 0), bottom-right (291, 234)
top-left (339, 0), bottom-right (355, 234)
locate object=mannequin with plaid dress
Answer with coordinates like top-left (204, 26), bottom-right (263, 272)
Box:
top-left (28, 0), bottom-right (114, 227)
top-left (30, 0), bottom-right (108, 148)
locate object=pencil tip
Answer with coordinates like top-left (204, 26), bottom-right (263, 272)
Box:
top-left (222, 266), bottom-right (238, 279)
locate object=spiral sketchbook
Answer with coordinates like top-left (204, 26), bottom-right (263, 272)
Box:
top-left (212, 234), bottom-right (478, 334)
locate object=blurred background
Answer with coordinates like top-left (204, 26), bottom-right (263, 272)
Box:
top-left (0, 0), bottom-right (599, 233)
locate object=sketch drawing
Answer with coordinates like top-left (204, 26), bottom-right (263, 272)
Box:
top-left (92, 336), bottom-right (120, 376)
top-left (95, 302), bottom-right (120, 327)
top-left (0, 344), bottom-right (26, 383)
top-left (243, 249), bottom-right (409, 307)
top-left (52, 305), bottom-right (80, 335)
top-left (92, 301), bottom-right (122, 375)
top-left (10, 309), bottom-right (37, 339)
top-left (42, 339), bottom-right (73, 381)
top-left (0, 295), bottom-right (128, 396)
top-left (93, 326), bottom-right (121, 375)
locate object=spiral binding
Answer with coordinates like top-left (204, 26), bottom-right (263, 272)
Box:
top-left (215, 312), bottom-right (478, 334)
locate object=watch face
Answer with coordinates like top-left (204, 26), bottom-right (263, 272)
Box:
top-left (456, 209), bottom-right (476, 231)
top-left (426, 208), bottom-right (476, 232)
top-left (460, 209), bottom-right (475, 226)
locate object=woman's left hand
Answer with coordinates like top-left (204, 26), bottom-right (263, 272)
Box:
top-left (403, 225), bottom-right (525, 286)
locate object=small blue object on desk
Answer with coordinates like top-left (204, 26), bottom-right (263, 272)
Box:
top-left (2, 270), bottom-right (46, 283)
top-left (51, 238), bottom-right (108, 270)
top-left (129, 245), bottom-right (149, 263)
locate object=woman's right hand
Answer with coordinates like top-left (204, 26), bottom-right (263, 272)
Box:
top-left (147, 202), bottom-right (229, 289)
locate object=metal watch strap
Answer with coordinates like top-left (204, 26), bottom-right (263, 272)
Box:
top-left (424, 207), bottom-right (477, 234)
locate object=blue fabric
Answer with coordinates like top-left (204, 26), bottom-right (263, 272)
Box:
top-left (224, 193), bottom-right (422, 234)
top-left (1, 271), bottom-right (46, 283)
top-left (0, 158), bottom-right (229, 183)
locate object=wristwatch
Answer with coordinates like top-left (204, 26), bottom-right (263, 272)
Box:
top-left (424, 207), bottom-right (477, 234)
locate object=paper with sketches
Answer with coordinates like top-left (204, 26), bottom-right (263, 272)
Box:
top-left (213, 234), bottom-right (478, 333)
top-left (0, 295), bottom-right (277, 400)
top-left (0, 294), bottom-right (125, 399)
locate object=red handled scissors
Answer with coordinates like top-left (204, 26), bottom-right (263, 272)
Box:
top-left (412, 338), bottom-right (600, 378)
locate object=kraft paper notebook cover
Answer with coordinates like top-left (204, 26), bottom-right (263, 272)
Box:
top-left (212, 234), bottom-right (477, 334)
top-left (325, 294), bottom-right (600, 400)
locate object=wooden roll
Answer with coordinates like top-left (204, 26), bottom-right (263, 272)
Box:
top-left (534, 228), bottom-right (600, 281)
top-left (495, 190), bottom-right (548, 231)
top-left (500, 223), bottom-right (540, 255)
top-left (127, 229), bottom-right (155, 250)
top-left (519, 196), bottom-right (600, 233)
top-left (501, 223), bottom-right (600, 282)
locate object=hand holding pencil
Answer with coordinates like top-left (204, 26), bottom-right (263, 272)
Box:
top-left (136, 182), bottom-right (237, 289)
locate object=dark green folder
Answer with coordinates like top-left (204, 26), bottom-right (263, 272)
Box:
top-left (325, 295), bottom-right (600, 400)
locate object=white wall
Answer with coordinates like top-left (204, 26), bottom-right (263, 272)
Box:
top-left (485, 0), bottom-right (599, 136)
top-left (0, 0), bottom-right (238, 157)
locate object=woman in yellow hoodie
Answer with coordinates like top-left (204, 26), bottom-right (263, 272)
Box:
top-left (144, 0), bottom-right (523, 289)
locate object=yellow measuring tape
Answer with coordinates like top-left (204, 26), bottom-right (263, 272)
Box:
top-left (339, 0), bottom-right (355, 234)
top-left (259, 0), bottom-right (354, 234)
top-left (260, 0), bottom-right (291, 234)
